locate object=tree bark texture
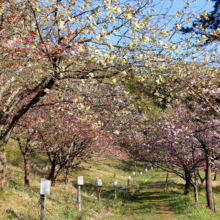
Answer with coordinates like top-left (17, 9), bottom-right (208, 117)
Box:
top-left (51, 170), bottom-right (62, 187)
top-left (0, 152), bottom-right (6, 189)
top-left (65, 167), bottom-right (70, 184)
top-left (24, 154), bottom-right (30, 187)
top-left (184, 178), bottom-right (191, 195)
top-left (193, 184), bottom-right (199, 203)
top-left (206, 150), bottom-right (215, 211)
top-left (48, 161), bottom-right (56, 181)
top-left (214, 172), bottom-right (217, 181)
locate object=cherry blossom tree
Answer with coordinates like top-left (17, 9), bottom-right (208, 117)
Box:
top-left (0, 0), bottom-right (217, 191)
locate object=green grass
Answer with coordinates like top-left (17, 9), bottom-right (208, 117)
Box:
top-left (2, 140), bottom-right (220, 219)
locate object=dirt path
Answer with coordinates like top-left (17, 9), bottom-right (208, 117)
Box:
top-left (109, 173), bottom-right (183, 220)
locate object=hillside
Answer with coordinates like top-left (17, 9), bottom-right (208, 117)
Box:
top-left (1, 139), bottom-right (220, 219)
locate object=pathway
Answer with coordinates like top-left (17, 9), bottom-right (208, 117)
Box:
top-left (104, 173), bottom-right (183, 220)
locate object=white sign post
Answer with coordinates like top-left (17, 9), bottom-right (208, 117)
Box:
top-left (97, 179), bottom-right (102, 200)
top-left (77, 176), bottom-right (84, 211)
top-left (114, 181), bottom-right (118, 199)
top-left (140, 172), bottom-right (142, 181)
top-left (40, 180), bottom-right (51, 220)
top-left (128, 176), bottom-right (131, 190)
top-left (145, 168), bottom-right (147, 177)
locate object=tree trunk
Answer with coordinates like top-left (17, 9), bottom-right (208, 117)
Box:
top-left (193, 184), bottom-right (199, 202)
top-left (0, 152), bottom-right (6, 189)
top-left (134, 161), bottom-right (137, 173)
top-left (48, 161), bottom-right (56, 181)
top-left (164, 172), bottom-right (169, 193)
top-left (198, 178), bottom-right (205, 192)
top-left (51, 169), bottom-right (62, 187)
top-left (184, 178), bottom-right (191, 195)
top-left (65, 167), bottom-right (70, 184)
top-left (206, 151), bottom-right (215, 211)
top-left (214, 172), bottom-right (217, 181)
top-left (24, 153), bottom-right (30, 187)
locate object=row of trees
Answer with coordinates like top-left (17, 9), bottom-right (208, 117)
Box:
top-left (0, 0), bottom-right (219, 213)
top-left (121, 63), bottom-right (220, 211)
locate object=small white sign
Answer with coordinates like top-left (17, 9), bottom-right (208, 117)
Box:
top-left (40, 180), bottom-right (51, 195)
top-left (145, 169), bottom-right (147, 171)
top-left (78, 176), bottom-right (84, 185)
top-left (133, 172), bottom-right (136, 176)
top-left (122, 185), bottom-right (126, 189)
top-left (151, 167), bottom-right (153, 170)
top-left (140, 172), bottom-right (142, 175)
top-left (114, 181), bottom-right (118, 186)
top-left (97, 179), bottom-right (102, 186)
top-left (128, 176), bottom-right (131, 179)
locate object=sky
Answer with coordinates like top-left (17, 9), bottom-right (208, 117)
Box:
top-left (161, 0), bottom-right (215, 15)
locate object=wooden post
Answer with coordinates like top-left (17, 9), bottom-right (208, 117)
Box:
top-left (114, 186), bottom-right (117, 199)
top-left (78, 185), bottom-right (81, 211)
top-left (40, 195), bottom-right (45, 220)
top-left (127, 179), bottom-right (129, 190)
top-left (98, 186), bottom-right (101, 200)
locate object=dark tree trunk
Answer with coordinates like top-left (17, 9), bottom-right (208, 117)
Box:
top-left (51, 169), bottom-right (63, 187)
top-left (214, 172), bottom-right (217, 181)
top-left (164, 172), bottom-right (169, 193)
top-left (24, 153), bottom-right (30, 187)
top-left (0, 152), bottom-right (6, 189)
top-left (205, 150), bottom-right (215, 211)
top-left (184, 177), bottom-right (191, 195)
top-left (65, 167), bottom-right (70, 184)
top-left (48, 161), bottom-right (56, 181)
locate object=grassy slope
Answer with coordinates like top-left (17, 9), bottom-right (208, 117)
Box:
top-left (1, 140), bottom-right (220, 219)
top-left (103, 172), bottom-right (220, 220)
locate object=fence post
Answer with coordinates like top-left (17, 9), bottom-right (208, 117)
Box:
top-left (40, 180), bottom-right (51, 220)
top-left (40, 195), bottom-right (45, 220)
top-left (98, 186), bottom-right (102, 200)
top-left (78, 185), bottom-right (81, 211)
top-left (127, 176), bottom-right (130, 190)
top-left (97, 179), bottom-right (102, 200)
top-left (114, 181), bottom-right (118, 199)
top-left (114, 186), bottom-right (117, 199)
top-left (77, 176), bottom-right (84, 211)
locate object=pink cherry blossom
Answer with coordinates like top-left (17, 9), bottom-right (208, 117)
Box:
top-left (6, 40), bottom-right (13, 48)
top-left (70, 50), bottom-right (75, 55)
top-left (15, 66), bottom-right (22, 71)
